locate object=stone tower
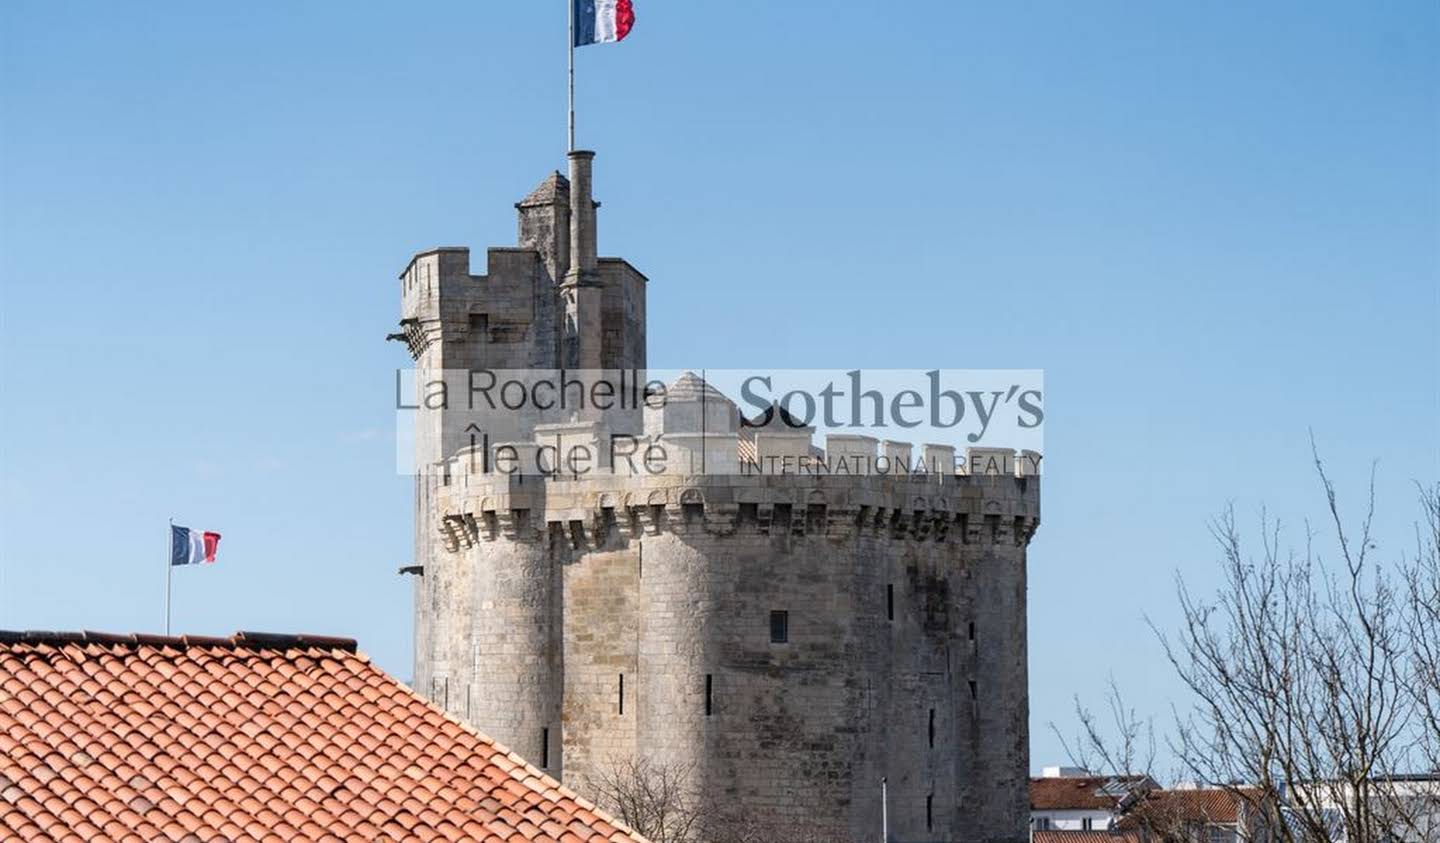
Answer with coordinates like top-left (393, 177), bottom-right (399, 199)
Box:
top-left (392, 153), bottom-right (1039, 843)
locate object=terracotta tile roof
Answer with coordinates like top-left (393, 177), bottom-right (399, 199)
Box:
top-left (1031, 776), bottom-right (1151, 811)
top-left (1033, 831), bottom-right (1143, 843)
top-left (0, 630), bottom-right (648, 843)
top-left (1118, 787), bottom-right (1263, 828)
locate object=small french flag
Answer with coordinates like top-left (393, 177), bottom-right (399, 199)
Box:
top-left (170, 525), bottom-right (221, 566)
top-left (574, 0), bottom-right (635, 47)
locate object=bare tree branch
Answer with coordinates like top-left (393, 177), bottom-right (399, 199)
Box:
top-left (1064, 453), bottom-right (1440, 843)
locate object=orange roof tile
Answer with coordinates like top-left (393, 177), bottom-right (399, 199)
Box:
top-left (0, 630), bottom-right (649, 843)
top-left (1117, 787), bottom-right (1264, 828)
top-left (1031, 775), bottom-right (1152, 811)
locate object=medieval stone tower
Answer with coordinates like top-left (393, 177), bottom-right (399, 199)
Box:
top-left (392, 151), bottom-right (1040, 843)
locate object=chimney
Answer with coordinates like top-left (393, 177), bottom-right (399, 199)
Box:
top-left (566, 150), bottom-right (598, 283)
top-left (561, 150), bottom-right (603, 369)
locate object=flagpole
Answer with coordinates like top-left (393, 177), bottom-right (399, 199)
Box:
top-left (568, 0), bottom-right (576, 152)
top-left (165, 518), bottom-right (173, 635)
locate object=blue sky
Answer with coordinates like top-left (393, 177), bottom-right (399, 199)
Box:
top-left (1, 1), bottom-right (1436, 775)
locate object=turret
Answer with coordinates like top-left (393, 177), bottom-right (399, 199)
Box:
top-left (516, 171), bottom-right (571, 285)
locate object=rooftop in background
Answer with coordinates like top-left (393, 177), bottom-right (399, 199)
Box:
top-left (1031, 773), bottom-right (1156, 811)
top-left (0, 630), bottom-right (647, 843)
top-left (1033, 831), bottom-right (1143, 843)
top-left (1117, 787), bottom-right (1263, 828)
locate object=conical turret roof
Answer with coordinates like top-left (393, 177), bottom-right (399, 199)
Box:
top-left (666, 371), bottom-right (734, 405)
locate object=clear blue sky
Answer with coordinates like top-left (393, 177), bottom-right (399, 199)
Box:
top-left (2, 1), bottom-right (1436, 775)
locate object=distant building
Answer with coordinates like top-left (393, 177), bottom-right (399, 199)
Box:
top-left (0, 630), bottom-right (647, 842)
top-left (1285, 775), bottom-right (1440, 843)
top-left (1033, 831), bottom-right (1143, 843)
top-left (1031, 766), bottom-right (1156, 832)
top-left (1118, 785), bottom-right (1269, 843)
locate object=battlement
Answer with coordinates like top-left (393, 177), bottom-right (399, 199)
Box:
top-left (430, 463), bottom-right (1039, 552)
top-left (391, 155), bottom-right (646, 374)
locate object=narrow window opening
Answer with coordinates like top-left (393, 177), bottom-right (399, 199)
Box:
top-left (886, 583), bottom-right (895, 621)
top-left (618, 674), bottom-right (625, 715)
top-left (928, 708), bottom-right (936, 748)
top-left (469, 313), bottom-right (489, 337)
top-left (927, 794), bottom-right (934, 831)
top-left (770, 610), bottom-right (789, 644)
top-left (969, 679), bottom-right (977, 700)
top-left (541, 727), bottom-right (549, 768)
top-left (968, 621), bottom-right (976, 641)
top-left (705, 674), bottom-right (713, 716)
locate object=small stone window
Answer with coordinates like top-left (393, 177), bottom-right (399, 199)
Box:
top-left (887, 584), bottom-right (895, 621)
top-left (770, 611), bottom-right (788, 644)
top-left (928, 708), bottom-right (936, 748)
top-left (469, 313), bottom-right (488, 338)
top-left (968, 621), bottom-right (976, 641)
top-left (705, 674), bottom-right (713, 716)
top-left (541, 727), bottom-right (550, 768)
top-left (618, 673), bottom-right (625, 715)
top-left (927, 794), bottom-right (934, 831)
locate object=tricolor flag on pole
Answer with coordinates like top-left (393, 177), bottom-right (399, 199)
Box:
top-left (568, 0), bottom-right (635, 151)
top-left (573, 0), bottom-right (635, 47)
top-left (170, 525), bottom-right (221, 566)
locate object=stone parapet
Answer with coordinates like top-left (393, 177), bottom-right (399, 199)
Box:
top-left (432, 469), bottom-right (1039, 553)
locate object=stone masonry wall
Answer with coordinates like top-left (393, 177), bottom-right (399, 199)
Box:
top-left (414, 472), bottom-right (1037, 843)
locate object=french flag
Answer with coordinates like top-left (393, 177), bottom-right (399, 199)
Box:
top-left (574, 0), bottom-right (635, 47)
top-left (170, 525), bottom-right (221, 566)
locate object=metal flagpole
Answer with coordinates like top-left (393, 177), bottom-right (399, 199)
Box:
top-left (165, 519), bottom-right (173, 635)
top-left (568, 0), bottom-right (576, 152)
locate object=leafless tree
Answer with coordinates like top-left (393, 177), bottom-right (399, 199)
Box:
top-left (588, 755), bottom-right (865, 843)
top-left (1051, 675), bottom-right (1159, 781)
top-left (1401, 482), bottom-right (1440, 835)
top-left (1050, 680), bottom-right (1184, 840)
top-left (1057, 453), bottom-right (1440, 843)
top-left (1403, 483), bottom-right (1440, 769)
top-left (1150, 449), bottom-right (1438, 843)
top-left (589, 756), bottom-right (705, 843)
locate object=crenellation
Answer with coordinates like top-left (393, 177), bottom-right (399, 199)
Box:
top-left (430, 471), bottom-right (1039, 553)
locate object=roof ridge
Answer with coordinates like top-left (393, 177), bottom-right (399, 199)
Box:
top-left (0, 629), bottom-right (358, 652)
